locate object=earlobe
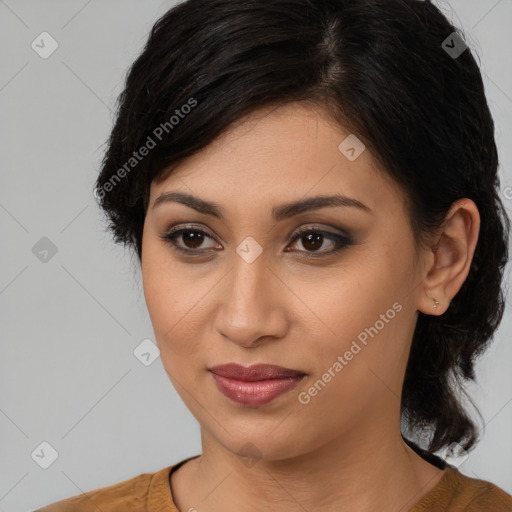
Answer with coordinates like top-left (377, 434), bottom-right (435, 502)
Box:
top-left (417, 294), bottom-right (446, 316)
top-left (424, 296), bottom-right (452, 316)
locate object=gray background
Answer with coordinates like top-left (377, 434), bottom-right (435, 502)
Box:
top-left (0, 1), bottom-right (511, 510)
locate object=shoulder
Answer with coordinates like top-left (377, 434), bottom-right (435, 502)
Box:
top-left (33, 466), bottom-right (172, 512)
top-left (413, 466), bottom-right (512, 512)
top-left (453, 470), bottom-right (512, 512)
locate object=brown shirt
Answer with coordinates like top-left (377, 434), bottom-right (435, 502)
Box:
top-left (35, 455), bottom-right (512, 511)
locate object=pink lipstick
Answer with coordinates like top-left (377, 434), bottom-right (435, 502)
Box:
top-left (209, 363), bottom-right (306, 407)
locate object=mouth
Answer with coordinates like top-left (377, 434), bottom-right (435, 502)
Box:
top-left (208, 363), bottom-right (307, 407)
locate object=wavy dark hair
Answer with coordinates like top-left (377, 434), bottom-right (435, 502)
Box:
top-left (95, 0), bottom-right (510, 458)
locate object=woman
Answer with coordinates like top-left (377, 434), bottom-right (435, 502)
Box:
top-left (37, 0), bottom-right (512, 510)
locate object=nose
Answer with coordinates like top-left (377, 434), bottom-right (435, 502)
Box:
top-left (214, 245), bottom-right (288, 348)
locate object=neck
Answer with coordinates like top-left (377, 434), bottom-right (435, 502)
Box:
top-left (178, 416), bottom-right (444, 512)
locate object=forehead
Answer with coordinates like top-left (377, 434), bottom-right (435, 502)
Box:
top-left (149, 102), bottom-right (403, 217)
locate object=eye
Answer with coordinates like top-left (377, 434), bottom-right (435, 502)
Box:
top-left (161, 225), bottom-right (220, 255)
top-left (286, 226), bottom-right (351, 258)
top-left (160, 224), bottom-right (352, 258)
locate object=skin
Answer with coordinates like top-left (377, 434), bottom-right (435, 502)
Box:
top-left (141, 102), bottom-right (480, 512)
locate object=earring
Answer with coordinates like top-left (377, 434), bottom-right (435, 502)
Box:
top-left (433, 298), bottom-right (440, 309)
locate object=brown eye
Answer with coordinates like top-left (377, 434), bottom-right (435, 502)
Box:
top-left (287, 228), bottom-right (352, 257)
top-left (161, 227), bottom-right (220, 254)
top-left (160, 225), bottom-right (352, 258)
top-left (297, 231), bottom-right (325, 252)
top-left (179, 230), bottom-right (206, 249)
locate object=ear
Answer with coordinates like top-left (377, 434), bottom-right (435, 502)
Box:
top-left (417, 198), bottom-right (480, 316)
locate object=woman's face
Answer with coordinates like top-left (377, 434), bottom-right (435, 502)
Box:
top-left (141, 103), bottom-right (428, 461)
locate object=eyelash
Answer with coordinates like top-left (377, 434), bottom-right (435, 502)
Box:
top-left (160, 225), bottom-right (352, 259)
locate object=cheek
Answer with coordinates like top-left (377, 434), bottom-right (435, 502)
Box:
top-left (302, 241), bottom-right (413, 389)
top-left (292, 290), bottom-right (409, 445)
top-left (141, 242), bottom-right (204, 359)
top-left (310, 248), bottom-right (404, 339)
top-left (145, 279), bottom-right (203, 360)
top-left (313, 297), bottom-right (405, 387)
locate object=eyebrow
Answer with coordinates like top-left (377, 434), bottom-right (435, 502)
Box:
top-left (152, 191), bottom-right (372, 221)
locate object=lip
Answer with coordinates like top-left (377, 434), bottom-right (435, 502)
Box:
top-left (209, 364), bottom-right (306, 407)
top-left (210, 363), bottom-right (306, 381)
